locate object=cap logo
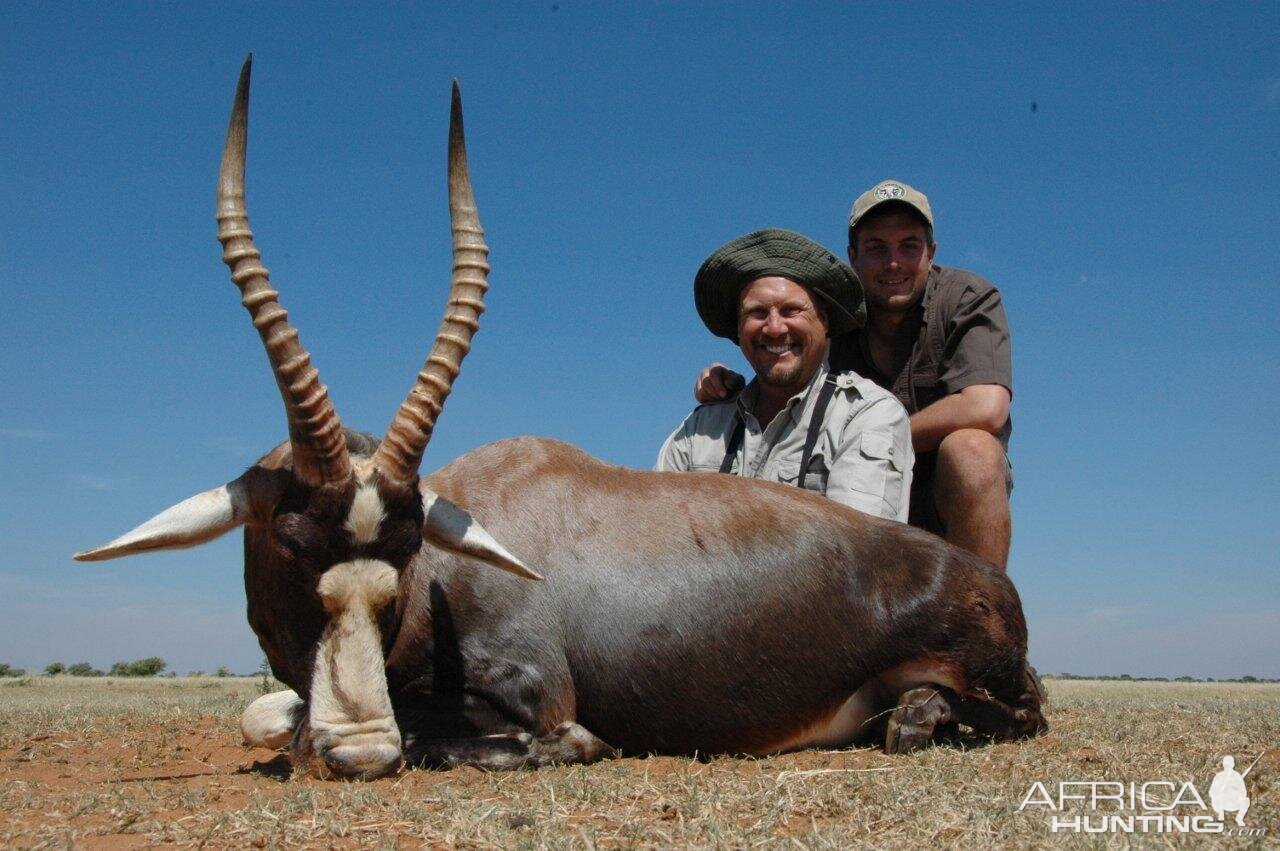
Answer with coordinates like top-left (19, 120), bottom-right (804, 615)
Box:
top-left (874, 183), bottom-right (905, 200)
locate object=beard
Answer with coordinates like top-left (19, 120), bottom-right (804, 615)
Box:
top-left (755, 357), bottom-right (806, 389)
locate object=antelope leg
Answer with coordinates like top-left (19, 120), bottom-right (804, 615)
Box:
top-left (885, 685), bottom-right (955, 754)
top-left (240, 689), bottom-right (305, 749)
top-left (406, 722), bottom-right (617, 770)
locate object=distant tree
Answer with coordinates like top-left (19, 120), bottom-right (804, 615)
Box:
top-left (109, 657), bottom-right (167, 677)
top-left (1175, 675), bottom-right (1195, 682)
top-left (216, 666), bottom-right (232, 678)
top-left (44, 662), bottom-right (66, 676)
top-left (133, 656), bottom-right (166, 676)
top-left (67, 662), bottom-right (104, 677)
top-left (0, 663), bottom-right (26, 677)
top-left (1241, 675), bottom-right (1258, 682)
top-left (187, 670), bottom-right (205, 677)
top-left (257, 658), bottom-right (273, 694)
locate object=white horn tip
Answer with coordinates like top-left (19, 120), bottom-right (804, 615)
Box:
top-left (421, 490), bottom-right (542, 581)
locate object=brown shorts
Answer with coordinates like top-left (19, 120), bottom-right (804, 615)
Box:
top-left (907, 450), bottom-right (1013, 536)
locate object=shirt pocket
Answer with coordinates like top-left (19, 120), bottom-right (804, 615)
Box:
top-left (859, 430), bottom-right (905, 473)
top-left (776, 458), bottom-right (829, 495)
top-left (838, 431), bottom-right (903, 508)
top-left (905, 366), bottom-right (945, 411)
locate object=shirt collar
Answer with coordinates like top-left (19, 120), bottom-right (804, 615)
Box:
top-left (919, 263), bottom-right (941, 322)
top-left (737, 359), bottom-right (831, 428)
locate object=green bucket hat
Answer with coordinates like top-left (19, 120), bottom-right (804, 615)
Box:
top-left (694, 228), bottom-right (865, 342)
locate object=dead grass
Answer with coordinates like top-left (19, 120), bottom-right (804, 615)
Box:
top-left (0, 677), bottom-right (1275, 848)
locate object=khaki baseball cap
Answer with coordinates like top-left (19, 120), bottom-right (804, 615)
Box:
top-left (848, 179), bottom-right (934, 232)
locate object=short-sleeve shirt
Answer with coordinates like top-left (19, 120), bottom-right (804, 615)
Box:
top-left (656, 362), bottom-right (914, 522)
top-left (829, 264), bottom-right (1013, 455)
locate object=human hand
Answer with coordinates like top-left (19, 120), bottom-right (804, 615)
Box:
top-left (693, 363), bottom-right (745, 404)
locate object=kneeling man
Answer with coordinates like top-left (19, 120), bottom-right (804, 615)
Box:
top-left (658, 228), bottom-right (913, 522)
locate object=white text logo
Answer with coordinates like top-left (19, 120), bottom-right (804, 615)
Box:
top-left (1018, 752), bottom-right (1265, 836)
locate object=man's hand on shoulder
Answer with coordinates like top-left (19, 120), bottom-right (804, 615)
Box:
top-left (694, 363), bottom-right (746, 404)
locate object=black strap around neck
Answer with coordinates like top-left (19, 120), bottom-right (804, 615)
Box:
top-left (797, 375), bottom-right (838, 486)
top-left (718, 418), bottom-right (745, 474)
top-left (718, 374), bottom-right (838, 485)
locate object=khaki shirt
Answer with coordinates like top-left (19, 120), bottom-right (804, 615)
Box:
top-left (656, 363), bottom-right (914, 522)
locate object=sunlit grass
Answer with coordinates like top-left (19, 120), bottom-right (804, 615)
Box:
top-left (1, 678), bottom-right (1275, 847)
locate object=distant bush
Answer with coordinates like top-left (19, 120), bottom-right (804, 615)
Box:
top-left (0, 663), bottom-right (26, 677)
top-left (44, 662), bottom-right (66, 676)
top-left (67, 662), bottom-right (104, 677)
top-left (187, 670), bottom-right (205, 677)
top-left (257, 658), bottom-right (274, 694)
top-left (108, 657), bottom-right (167, 677)
top-left (216, 666), bottom-right (232, 678)
top-left (1046, 672), bottom-right (1278, 684)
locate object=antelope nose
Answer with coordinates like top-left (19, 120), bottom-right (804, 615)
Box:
top-left (321, 742), bottom-right (403, 779)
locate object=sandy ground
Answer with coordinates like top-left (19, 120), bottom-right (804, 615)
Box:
top-left (1, 677), bottom-right (1275, 848)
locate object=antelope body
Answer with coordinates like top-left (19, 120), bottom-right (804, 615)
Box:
top-left (77, 58), bottom-right (1045, 779)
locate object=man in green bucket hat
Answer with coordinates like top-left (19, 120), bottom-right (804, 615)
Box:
top-left (657, 228), bottom-right (914, 523)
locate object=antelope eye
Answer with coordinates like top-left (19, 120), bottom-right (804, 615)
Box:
top-left (273, 513), bottom-right (319, 558)
top-left (377, 520), bottom-right (422, 562)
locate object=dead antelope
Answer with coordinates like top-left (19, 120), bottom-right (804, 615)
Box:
top-left (77, 57), bottom-right (1045, 779)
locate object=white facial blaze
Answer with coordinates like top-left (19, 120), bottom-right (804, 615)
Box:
top-left (308, 559), bottom-right (401, 772)
top-left (344, 484), bottom-right (386, 544)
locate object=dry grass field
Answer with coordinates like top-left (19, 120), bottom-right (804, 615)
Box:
top-left (0, 676), bottom-right (1274, 848)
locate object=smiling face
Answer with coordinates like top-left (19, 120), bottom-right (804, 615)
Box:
top-left (737, 276), bottom-right (829, 397)
top-left (849, 208), bottom-right (936, 314)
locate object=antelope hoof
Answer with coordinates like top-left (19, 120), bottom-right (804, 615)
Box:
top-left (885, 686), bottom-right (954, 754)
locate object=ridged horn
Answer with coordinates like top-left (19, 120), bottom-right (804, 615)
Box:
top-left (216, 55), bottom-right (351, 487)
top-left (373, 81), bottom-right (489, 485)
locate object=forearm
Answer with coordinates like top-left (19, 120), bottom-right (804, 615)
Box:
top-left (909, 384), bottom-right (1010, 453)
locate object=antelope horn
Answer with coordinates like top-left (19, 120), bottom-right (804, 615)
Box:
top-left (217, 55), bottom-right (351, 487)
top-left (373, 81), bottom-right (488, 485)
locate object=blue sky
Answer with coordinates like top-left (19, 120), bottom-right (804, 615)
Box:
top-left (2, 3), bottom-right (1276, 678)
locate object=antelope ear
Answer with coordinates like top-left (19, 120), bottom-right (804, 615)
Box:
top-left (74, 480), bottom-right (251, 561)
top-left (420, 490), bottom-right (542, 580)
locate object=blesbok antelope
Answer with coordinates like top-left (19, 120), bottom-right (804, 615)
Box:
top-left (77, 57), bottom-right (1045, 779)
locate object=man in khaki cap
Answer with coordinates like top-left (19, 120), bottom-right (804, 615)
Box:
top-left (695, 182), bottom-right (1014, 569)
top-left (660, 228), bottom-right (914, 523)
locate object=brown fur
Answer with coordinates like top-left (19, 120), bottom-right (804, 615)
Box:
top-left (240, 432), bottom-right (1043, 772)
top-left (244, 435), bottom-right (1044, 767)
